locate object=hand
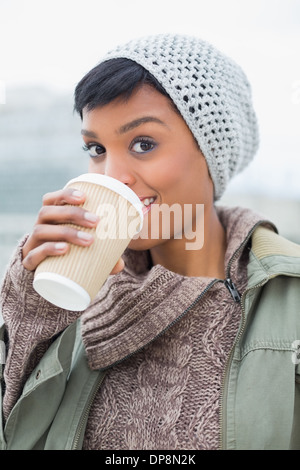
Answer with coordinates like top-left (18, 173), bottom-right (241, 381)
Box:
top-left (22, 187), bottom-right (125, 274)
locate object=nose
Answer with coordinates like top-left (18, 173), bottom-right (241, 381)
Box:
top-left (104, 153), bottom-right (136, 186)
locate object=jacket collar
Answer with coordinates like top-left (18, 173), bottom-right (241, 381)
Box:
top-left (247, 226), bottom-right (300, 288)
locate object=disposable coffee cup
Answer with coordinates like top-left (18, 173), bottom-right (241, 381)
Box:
top-left (33, 173), bottom-right (143, 311)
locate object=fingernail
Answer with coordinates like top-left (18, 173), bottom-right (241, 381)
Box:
top-left (55, 242), bottom-right (68, 251)
top-left (77, 231), bottom-right (93, 241)
top-left (72, 190), bottom-right (84, 199)
top-left (84, 212), bottom-right (99, 223)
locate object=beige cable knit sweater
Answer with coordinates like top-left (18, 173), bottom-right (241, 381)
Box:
top-left (0, 206), bottom-right (270, 450)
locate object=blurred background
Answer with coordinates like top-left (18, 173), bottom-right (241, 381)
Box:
top-left (0, 0), bottom-right (300, 282)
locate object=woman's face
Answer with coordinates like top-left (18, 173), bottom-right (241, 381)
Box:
top-left (81, 84), bottom-right (214, 251)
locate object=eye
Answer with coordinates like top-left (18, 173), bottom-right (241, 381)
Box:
top-left (82, 143), bottom-right (105, 158)
top-left (131, 137), bottom-right (156, 154)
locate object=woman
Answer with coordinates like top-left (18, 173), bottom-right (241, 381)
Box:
top-left (1, 34), bottom-right (300, 450)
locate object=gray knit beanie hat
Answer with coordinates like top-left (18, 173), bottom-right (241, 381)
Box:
top-left (103, 34), bottom-right (259, 200)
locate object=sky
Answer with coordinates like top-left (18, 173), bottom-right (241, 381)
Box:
top-left (0, 0), bottom-right (300, 198)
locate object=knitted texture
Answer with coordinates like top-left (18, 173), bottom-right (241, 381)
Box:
top-left (1, 207), bottom-right (270, 448)
top-left (82, 277), bottom-right (246, 450)
top-left (103, 34), bottom-right (259, 200)
top-left (81, 206), bottom-right (263, 450)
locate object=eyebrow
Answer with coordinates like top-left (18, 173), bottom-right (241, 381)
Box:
top-left (81, 116), bottom-right (167, 139)
top-left (81, 129), bottom-right (98, 138)
top-left (118, 116), bottom-right (167, 134)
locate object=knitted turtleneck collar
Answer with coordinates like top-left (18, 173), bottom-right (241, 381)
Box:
top-left (81, 206), bottom-right (274, 370)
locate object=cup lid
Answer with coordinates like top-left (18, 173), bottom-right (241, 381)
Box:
top-left (33, 272), bottom-right (91, 311)
top-left (66, 173), bottom-right (143, 228)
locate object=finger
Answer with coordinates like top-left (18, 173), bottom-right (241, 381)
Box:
top-left (22, 224), bottom-right (95, 260)
top-left (22, 241), bottom-right (70, 271)
top-left (110, 257), bottom-right (125, 275)
top-left (37, 204), bottom-right (99, 227)
top-left (42, 188), bottom-right (86, 206)
top-left (33, 224), bottom-right (95, 247)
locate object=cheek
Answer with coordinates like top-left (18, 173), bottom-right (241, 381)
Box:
top-left (159, 164), bottom-right (200, 199)
top-left (88, 159), bottom-right (96, 171)
top-left (88, 159), bottom-right (105, 174)
top-left (157, 152), bottom-right (213, 204)
top-left (146, 155), bottom-right (188, 190)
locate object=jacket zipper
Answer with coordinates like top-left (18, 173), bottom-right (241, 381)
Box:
top-left (219, 277), bottom-right (269, 450)
top-left (72, 371), bottom-right (107, 450)
top-left (218, 220), bottom-right (272, 449)
top-left (224, 278), bottom-right (241, 302)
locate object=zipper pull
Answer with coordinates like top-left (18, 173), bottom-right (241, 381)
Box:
top-left (224, 278), bottom-right (241, 303)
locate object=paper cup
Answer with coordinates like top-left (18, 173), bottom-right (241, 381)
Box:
top-left (33, 173), bottom-right (143, 311)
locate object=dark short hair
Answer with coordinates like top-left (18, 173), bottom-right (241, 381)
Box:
top-left (74, 57), bottom-right (179, 118)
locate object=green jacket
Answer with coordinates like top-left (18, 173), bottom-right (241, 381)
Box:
top-left (0, 226), bottom-right (300, 450)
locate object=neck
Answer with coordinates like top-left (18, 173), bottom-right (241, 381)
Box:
top-left (150, 205), bottom-right (226, 279)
